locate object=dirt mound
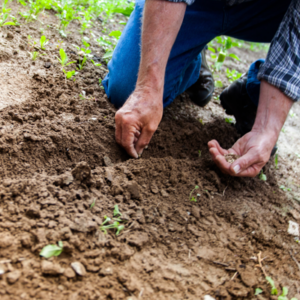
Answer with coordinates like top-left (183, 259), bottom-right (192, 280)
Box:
top-left (0, 5), bottom-right (300, 300)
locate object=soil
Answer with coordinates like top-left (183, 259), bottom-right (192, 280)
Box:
top-left (224, 154), bottom-right (240, 164)
top-left (0, 3), bottom-right (300, 300)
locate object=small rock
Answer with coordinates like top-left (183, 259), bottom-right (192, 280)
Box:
top-left (204, 296), bottom-right (216, 300)
top-left (126, 181), bottom-right (140, 199)
top-left (191, 206), bottom-right (201, 219)
top-left (150, 183), bottom-right (159, 194)
top-left (71, 262), bottom-right (86, 276)
top-left (127, 232), bottom-right (149, 248)
top-left (0, 264), bottom-right (5, 275)
top-left (103, 156), bottom-right (113, 167)
top-left (0, 232), bottom-right (13, 248)
top-left (7, 270), bottom-right (21, 284)
top-left (288, 220), bottom-right (299, 236)
top-left (44, 62), bottom-right (51, 69)
top-left (63, 267), bottom-right (76, 279)
top-left (41, 261), bottom-right (64, 275)
top-left (71, 162), bottom-right (91, 182)
top-left (160, 189), bottom-right (169, 198)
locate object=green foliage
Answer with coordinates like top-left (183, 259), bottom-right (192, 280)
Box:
top-left (226, 68), bottom-right (242, 83)
top-left (63, 69), bottom-right (76, 79)
top-left (225, 117), bottom-right (234, 124)
top-left (40, 241), bottom-right (63, 258)
top-left (259, 170), bottom-right (267, 181)
top-left (28, 51), bottom-right (44, 60)
top-left (189, 185), bottom-right (199, 202)
top-left (0, 0), bottom-right (17, 27)
top-left (40, 35), bottom-right (49, 50)
top-left (90, 198), bottom-right (96, 209)
top-left (266, 277), bottom-right (278, 295)
top-left (255, 288), bottom-right (263, 296)
top-left (275, 153), bottom-right (278, 169)
top-left (280, 185), bottom-right (291, 192)
top-left (113, 204), bottom-right (122, 217)
top-left (57, 48), bottom-right (75, 68)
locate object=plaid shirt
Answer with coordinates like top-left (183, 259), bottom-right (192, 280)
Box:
top-left (168, 0), bottom-right (300, 102)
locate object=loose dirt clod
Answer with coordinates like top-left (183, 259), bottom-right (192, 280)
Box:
top-left (224, 153), bottom-right (240, 163)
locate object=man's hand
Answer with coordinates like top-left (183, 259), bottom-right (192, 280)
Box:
top-left (208, 80), bottom-right (294, 177)
top-left (115, 89), bottom-right (163, 158)
top-left (208, 130), bottom-right (275, 177)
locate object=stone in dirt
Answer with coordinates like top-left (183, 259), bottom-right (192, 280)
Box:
top-left (288, 220), bottom-right (299, 236)
top-left (41, 261), bottom-right (64, 275)
top-left (6, 270), bottom-right (21, 284)
top-left (71, 162), bottom-right (91, 182)
top-left (103, 156), bottom-right (113, 167)
top-left (0, 264), bottom-right (5, 275)
top-left (63, 267), bottom-right (76, 279)
top-left (0, 232), bottom-right (14, 248)
top-left (237, 265), bottom-right (257, 287)
top-left (126, 181), bottom-right (140, 199)
top-left (71, 262), bottom-right (86, 276)
top-left (127, 232), bottom-right (149, 248)
top-left (204, 296), bottom-right (216, 300)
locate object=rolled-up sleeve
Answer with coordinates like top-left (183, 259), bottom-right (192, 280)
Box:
top-left (165, 0), bottom-right (195, 5)
top-left (257, 0), bottom-right (300, 101)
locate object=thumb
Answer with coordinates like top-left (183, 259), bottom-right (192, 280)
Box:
top-left (135, 128), bottom-right (154, 156)
top-left (230, 152), bottom-right (260, 177)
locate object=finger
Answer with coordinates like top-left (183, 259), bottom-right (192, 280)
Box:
top-left (213, 153), bottom-right (232, 174)
top-left (135, 127), bottom-right (155, 155)
top-left (135, 130), bottom-right (141, 138)
top-left (208, 140), bottom-right (229, 156)
top-left (121, 129), bottom-right (139, 158)
top-left (230, 151), bottom-right (265, 177)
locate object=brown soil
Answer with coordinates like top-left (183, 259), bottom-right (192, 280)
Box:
top-left (0, 4), bottom-right (300, 300)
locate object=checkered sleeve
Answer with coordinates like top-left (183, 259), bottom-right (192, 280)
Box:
top-left (165, 0), bottom-right (195, 5)
top-left (257, 0), bottom-right (300, 101)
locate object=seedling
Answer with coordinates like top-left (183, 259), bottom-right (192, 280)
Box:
top-left (280, 185), bottom-right (292, 192)
top-left (91, 59), bottom-right (102, 67)
top-left (225, 117), bottom-right (234, 124)
top-left (259, 170), bottom-right (267, 181)
top-left (63, 69), bottom-right (76, 80)
top-left (0, 0), bottom-right (16, 27)
top-left (90, 198), bottom-right (96, 209)
top-left (255, 288), bottom-right (263, 296)
top-left (100, 221), bottom-right (124, 236)
top-left (57, 48), bottom-right (75, 69)
top-left (198, 150), bottom-right (202, 158)
top-left (113, 204), bottom-right (122, 217)
top-left (189, 185), bottom-right (199, 202)
top-left (77, 56), bottom-right (87, 70)
top-left (28, 51), bottom-right (44, 61)
top-left (274, 153), bottom-right (279, 169)
top-left (266, 277), bottom-right (278, 295)
top-left (40, 241), bottom-right (63, 258)
top-left (40, 35), bottom-right (49, 50)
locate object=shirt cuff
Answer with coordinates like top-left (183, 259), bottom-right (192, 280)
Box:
top-left (258, 63), bottom-right (300, 102)
top-left (165, 0), bottom-right (195, 5)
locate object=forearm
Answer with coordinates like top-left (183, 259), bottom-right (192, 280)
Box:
top-left (252, 80), bottom-right (294, 144)
top-left (136, 0), bottom-right (186, 95)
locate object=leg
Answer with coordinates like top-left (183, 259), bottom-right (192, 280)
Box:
top-left (103, 0), bottom-right (224, 108)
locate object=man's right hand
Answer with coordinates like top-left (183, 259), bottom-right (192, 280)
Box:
top-left (115, 88), bottom-right (163, 158)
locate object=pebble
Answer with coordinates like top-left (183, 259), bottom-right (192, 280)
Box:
top-left (63, 267), bottom-right (76, 279)
top-left (288, 220), bottom-right (299, 236)
top-left (41, 261), bottom-right (64, 275)
top-left (6, 270), bottom-right (21, 284)
top-left (71, 262), bottom-right (86, 276)
top-left (204, 296), bottom-right (216, 300)
top-left (0, 232), bottom-right (13, 248)
top-left (0, 264), bottom-right (5, 275)
top-left (103, 156), bottom-right (113, 167)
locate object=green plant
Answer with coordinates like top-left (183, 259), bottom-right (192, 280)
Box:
top-left (259, 170), bottom-right (267, 181)
top-left (0, 0), bottom-right (16, 27)
top-left (225, 117), bottom-right (234, 124)
top-left (77, 56), bottom-right (87, 70)
top-left (90, 198), bottom-right (96, 209)
top-left (226, 68), bottom-right (242, 83)
top-left (101, 221), bottom-right (124, 235)
top-left (255, 288), bottom-right (263, 296)
top-left (91, 59), bottom-right (102, 67)
top-left (40, 35), bottom-right (49, 50)
top-left (113, 204), bottom-right (122, 217)
top-left (189, 185), bottom-right (199, 202)
top-left (280, 185), bottom-right (291, 192)
top-left (275, 153), bottom-right (278, 169)
top-left (198, 150), bottom-right (202, 158)
top-left (57, 48), bottom-right (75, 68)
top-left (28, 51), bottom-right (44, 61)
top-left (266, 277), bottom-right (278, 295)
top-left (63, 69), bottom-right (76, 79)
top-left (40, 241), bottom-right (63, 258)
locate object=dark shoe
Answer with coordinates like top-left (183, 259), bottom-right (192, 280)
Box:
top-left (186, 47), bottom-right (214, 107)
top-left (220, 73), bottom-right (277, 156)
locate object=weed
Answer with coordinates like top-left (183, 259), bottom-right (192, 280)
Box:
top-left (90, 198), bottom-right (96, 209)
top-left (225, 117), bottom-right (234, 124)
top-left (280, 185), bottom-right (291, 192)
top-left (40, 35), bottom-right (49, 50)
top-left (259, 170), bottom-right (267, 181)
top-left (57, 48), bottom-right (75, 68)
top-left (274, 153), bottom-right (278, 169)
top-left (63, 69), bottom-right (76, 79)
top-left (113, 204), bottom-right (122, 217)
top-left (28, 51), bottom-right (44, 61)
top-left (189, 185), bottom-right (199, 202)
top-left (40, 241), bottom-right (63, 258)
top-left (0, 0), bottom-right (17, 27)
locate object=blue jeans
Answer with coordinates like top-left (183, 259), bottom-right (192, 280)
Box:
top-left (103, 0), bottom-right (292, 108)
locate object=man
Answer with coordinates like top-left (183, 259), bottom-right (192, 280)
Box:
top-left (102, 0), bottom-right (299, 177)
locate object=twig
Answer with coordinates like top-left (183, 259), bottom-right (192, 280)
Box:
top-left (256, 252), bottom-right (268, 278)
top-left (231, 271), bottom-right (238, 280)
top-left (223, 186), bottom-right (228, 196)
top-left (289, 250), bottom-right (300, 273)
top-left (213, 261), bottom-right (229, 267)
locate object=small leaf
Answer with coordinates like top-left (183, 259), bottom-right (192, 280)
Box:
top-left (40, 243), bottom-right (63, 258)
top-left (58, 241), bottom-right (63, 248)
top-left (215, 80), bottom-right (223, 88)
top-left (207, 46), bottom-right (215, 53)
top-left (228, 53), bottom-right (240, 61)
top-left (113, 204), bottom-right (122, 217)
top-left (255, 288), bottom-right (263, 296)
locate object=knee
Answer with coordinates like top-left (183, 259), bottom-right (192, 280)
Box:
top-left (103, 69), bottom-right (136, 108)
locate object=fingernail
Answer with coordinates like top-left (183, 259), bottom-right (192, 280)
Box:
top-left (233, 165), bottom-right (241, 174)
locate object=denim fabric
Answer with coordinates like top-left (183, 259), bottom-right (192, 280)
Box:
top-left (103, 0), bottom-right (292, 108)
